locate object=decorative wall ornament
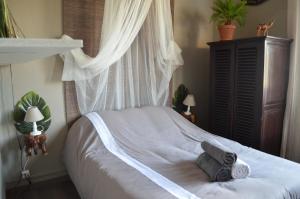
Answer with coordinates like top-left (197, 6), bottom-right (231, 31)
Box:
top-left (172, 84), bottom-right (189, 113)
top-left (13, 91), bottom-right (51, 156)
top-left (13, 91), bottom-right (51, 135)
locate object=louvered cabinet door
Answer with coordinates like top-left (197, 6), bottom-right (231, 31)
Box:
top-left (210, 44), bottom-right (235, 138)
top-left (232, 41), bottom-right (264, 148)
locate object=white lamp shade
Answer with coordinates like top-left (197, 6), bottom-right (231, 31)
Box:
top-left (183, 94), bottom-right (196, 106)
top-left (24, 106), bottom-right (44, 122)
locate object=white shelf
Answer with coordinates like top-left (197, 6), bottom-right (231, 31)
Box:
top-left (0, 38), bottom-right (83, 65)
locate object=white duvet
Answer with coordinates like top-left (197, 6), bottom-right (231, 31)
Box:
top-left (64, 106), bottom-right (300, 199)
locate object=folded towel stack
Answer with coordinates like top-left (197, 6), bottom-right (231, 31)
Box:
top-left (197, 152), bottom-right (232, 182)
top-left (196, 141), bottom-right (250, 182)
top-left (201, 141), bottom-right (237, 167)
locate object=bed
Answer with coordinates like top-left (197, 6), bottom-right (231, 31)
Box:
top-left (63, 106), bottom-right (300, 199)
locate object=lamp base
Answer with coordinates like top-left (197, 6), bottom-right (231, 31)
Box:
top-left (184, 111), bottom-right (191, 116)
top-left (24, 134), bottom-right (48, 156)
top-left (30, 130), bottom-right (42, 136)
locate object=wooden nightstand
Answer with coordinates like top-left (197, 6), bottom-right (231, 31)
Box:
top-left (181, 112), bottom-right (197, 124)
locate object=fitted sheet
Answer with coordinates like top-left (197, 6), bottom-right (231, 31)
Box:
top-left (64, 106), bottom-right (300, 199)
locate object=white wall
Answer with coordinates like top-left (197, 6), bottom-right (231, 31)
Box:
top-left (2, 0), bottom-right (66, 185)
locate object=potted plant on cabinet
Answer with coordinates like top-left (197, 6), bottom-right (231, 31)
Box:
top-left (211, 0), bottom-right (247, 41)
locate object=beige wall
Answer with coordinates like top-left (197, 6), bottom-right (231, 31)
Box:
top-left (3, 0), bottom-right (66, 185)
top-left (173, 0), bottom-right (214, 130)
top-left (173, 0), bottom-right (288, 130)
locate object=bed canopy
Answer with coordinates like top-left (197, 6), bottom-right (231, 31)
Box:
top-left (61, 0), bottom-right (183, 115)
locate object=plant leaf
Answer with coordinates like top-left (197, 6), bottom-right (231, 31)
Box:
top-left (211, 0), bottom-right (247, 26)
top-left (13, 91), bottom-right (51, 134)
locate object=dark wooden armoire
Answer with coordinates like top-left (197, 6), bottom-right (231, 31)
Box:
top-left (208, 36), bottom-right (292, 155)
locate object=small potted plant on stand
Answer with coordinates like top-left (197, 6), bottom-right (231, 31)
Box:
top-left (211, 0), bottom-right (247, 41)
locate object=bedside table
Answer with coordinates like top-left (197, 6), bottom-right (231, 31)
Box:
top-left (181, 112), bottom-right (197, 124)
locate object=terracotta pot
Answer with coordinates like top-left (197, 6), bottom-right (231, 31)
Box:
top-left (218, 24), bottom-right (236, 41)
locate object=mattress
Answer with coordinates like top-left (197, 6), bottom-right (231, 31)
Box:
top-left (63, 106), bottom-right (300, 199)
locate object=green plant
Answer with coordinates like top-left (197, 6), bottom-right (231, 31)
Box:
top-left (172, 84), bottom-right (189, 113)
top-left (211, 0), bottom-right (247, 26)
top-left (0, 0), bottom-right (16, 37)
top-left (13, 91), bottom-right (51, 135)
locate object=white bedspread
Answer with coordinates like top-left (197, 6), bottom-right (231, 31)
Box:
top-left (64, 106), bottom-right (300, 199)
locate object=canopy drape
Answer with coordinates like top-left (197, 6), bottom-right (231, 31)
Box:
top-left (281, 0), bottom-right (300, 162)
top-left (61, 0), bottom-right (183, 114)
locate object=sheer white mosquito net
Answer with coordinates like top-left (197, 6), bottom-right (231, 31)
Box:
top-left (61, 0), bottom-right (183, 114)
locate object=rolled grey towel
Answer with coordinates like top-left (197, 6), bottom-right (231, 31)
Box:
top-left (231, 159), bottom-right (251, 179)
top-left (201, 141), bottom-right (237, 167)
top-left (196, 152), bottom-right (232, 182)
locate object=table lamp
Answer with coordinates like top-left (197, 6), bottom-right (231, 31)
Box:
top-left (24, 106), bottom-right (44, 136)
top-left (183, 94), bottom-right (196, 115)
